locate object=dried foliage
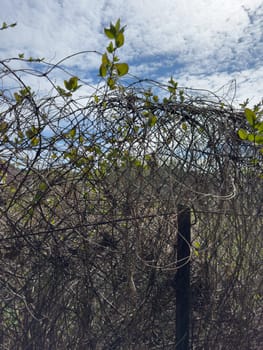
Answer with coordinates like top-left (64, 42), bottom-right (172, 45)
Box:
top-left (0, 53), bottom-right (262, 350)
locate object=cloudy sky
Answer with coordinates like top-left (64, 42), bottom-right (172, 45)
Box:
top-left (1, 0), bottom-right (263, 106)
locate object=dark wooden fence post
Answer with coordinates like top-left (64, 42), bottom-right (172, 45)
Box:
top-left (175, 204), bottom-right (191, 350)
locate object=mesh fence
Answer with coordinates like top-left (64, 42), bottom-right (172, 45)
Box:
top-left (0, 57), bottom-right (262, 349)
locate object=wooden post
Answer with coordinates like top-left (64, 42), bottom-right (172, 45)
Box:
top-left (176, 205), bottom-right (191, 350)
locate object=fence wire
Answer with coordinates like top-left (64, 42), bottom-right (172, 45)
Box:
top-left (0, 57), bottom-right (262, 349)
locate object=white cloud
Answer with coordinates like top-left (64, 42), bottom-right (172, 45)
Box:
top-left (177, 67), bottom-right (263, 106)
top-left (1, 0), bottom-right (262, 105)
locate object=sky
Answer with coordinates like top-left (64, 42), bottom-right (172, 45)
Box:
top-left (1, 0), bottom-right (263, 106)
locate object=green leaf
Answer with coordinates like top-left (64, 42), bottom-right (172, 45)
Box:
top-left (14, 92), bottom-right (22, 102)
top-left (0, 121), bottom-right (9, 132)
top-left (250, 158), bottom-right (259, 166)
top-left (69, 76), bottom-right (79, 90)
top-left (107, 77), bottom-right (116, 90)
top-left (193, 241), bottom-right (201, 249)
top-left (26, 126), bottom-right (39, 139)
top-left (31, 137), bottom-right (40, 146)
top-left (20, 86), bottom-right (31, 96)
top-left (115, 32), bottom-right (124, 48)
top-left (247, 134), bottom-right (256, 142)
top-left (240, 98), bottom-right (249, 108)
top-left (115, 63), bottom-right (129, 76)
top-left (110, 23), bottom-right (117, 37)
top-left (56, 86), bottom-right (72, 97)
top-left (147, 114), bottom-right (157, 127)
top-left (99, 64), bottom-right (107, 77)
top-left (33, 190), bottom-right (43, 202)
top-left (102, 52), bottom-right (110, 65)
top-left (254, 134), bottom-right (263, 144)
top-left (18, 53), bottom-right (24, 59)
top-left (107, 41), bottom-right (114, 53)
top-left (115, 18), bottom-right (121, 32)
top-left (64, 79), bottom-right (70, 90)
top-left (39, 182), bottom-right (48, 191)
top-left (0, 21), bottom-right (16, 30)
top-left (255, 121), bottom-right (263, 132)
top-left (104, 28), bottom-right (115, 39)
top-left (68, 128), bottom-right (76, 138)
top-left (168, 85), bottom-right (177, 94)
top-left (168, 77), bottom-right (178, 87)
top-left (64, 76), bottom-right (79, 91)
top-left (245, 108), bottom-right (257, 127)
top-left (18, 130), bottom-right (24, 139)
top-left (133, 159), bottom-right (142, 167)
top-left (238, 129), bottom-right (248, 140)
top-left (181, 122), bottom-right (188, 131)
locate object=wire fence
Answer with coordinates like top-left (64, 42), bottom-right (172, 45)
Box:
top-left (0, 57), bottom-right (262, 349)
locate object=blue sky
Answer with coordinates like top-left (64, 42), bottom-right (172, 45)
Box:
top-left (1, 0), bottom-right (263, 106)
